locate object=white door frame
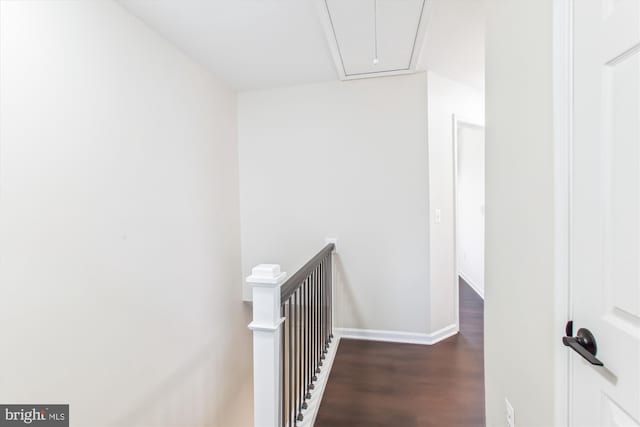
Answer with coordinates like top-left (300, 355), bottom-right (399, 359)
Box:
top-left (452, 114), bottom-right (485, 331)
top-left (553, 0), bottom-right (572, 425)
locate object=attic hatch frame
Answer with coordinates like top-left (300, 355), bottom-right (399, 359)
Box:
top-left (315, 0), bottom-right (432, 81)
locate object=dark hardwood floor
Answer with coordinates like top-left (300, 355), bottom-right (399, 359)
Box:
top-left (315, 278), bottom-right (485, 427)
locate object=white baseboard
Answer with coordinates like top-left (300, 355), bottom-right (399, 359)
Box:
top-left (335, 323), bottom-right (458, 346)
top-left (459, 271), bottom-right (484, 299)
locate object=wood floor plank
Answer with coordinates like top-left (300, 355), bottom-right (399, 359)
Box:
top-left (315, 278), bottom-right (485, 427)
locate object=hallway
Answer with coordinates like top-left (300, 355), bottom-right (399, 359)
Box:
top-left (315, 279), bottom-right (484, 427)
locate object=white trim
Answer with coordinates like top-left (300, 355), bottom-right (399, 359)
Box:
top-left (246, 276), bottom-right (287, 287)
top-left (553, 0), bottom-right (572, 425)
top-left (459, 271), bottom-right (484, 300)
top-left (296, 337), bottom-right (341, 427)
top-left (248, 317), bottom-right (286, 332)
top-left (335, 324), bottom-right (458, 346)
top-left (452, 114), bottom-right (461, 333)
top-left (314, 0), bottom-right (432, 81)
top-left (314, 0), bottom-right (347, 80)
top-left (342, 68), bottom-right (418, 82)
top-left (409, 0), bottom-right (432, 70)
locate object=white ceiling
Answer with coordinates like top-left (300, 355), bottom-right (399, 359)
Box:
top-left (118, 0), bottom-right (484, 91)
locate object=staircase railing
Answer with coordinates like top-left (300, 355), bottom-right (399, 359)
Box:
top-left (247, 243), bottom-right (337, 427)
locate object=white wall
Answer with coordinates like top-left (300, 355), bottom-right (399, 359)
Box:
top-left (238, 74), bottom-right (431, 335)
top-left (456, 124), bottom-right (485, 296)
top-left (0, 2), bottom-right (251, 426)
top-left (426, 72), bottom-right (484, 331)
top-left (484, 0), bottom-right (556, 425)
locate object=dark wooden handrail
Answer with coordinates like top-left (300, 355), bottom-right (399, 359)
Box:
top-left (280, 243), bottom-right (335, 303)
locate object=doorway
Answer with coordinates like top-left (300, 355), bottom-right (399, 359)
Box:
top-left (454, 117), bottom-right (486, 314)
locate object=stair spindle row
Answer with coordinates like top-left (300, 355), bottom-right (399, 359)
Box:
top-left (280, 251), bottom-right (333, 427)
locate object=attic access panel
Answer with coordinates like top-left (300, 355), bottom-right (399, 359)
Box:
top-left (318, 0), bottom-right (429, 79)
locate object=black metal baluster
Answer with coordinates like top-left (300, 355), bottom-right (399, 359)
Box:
top-left (281, 304), bottom-right (285, 427)
top-left (296, 295), bottom-right (299, 424)
top-left (320, 262), bottom-right (327, 360)
top-left (310, 272), bottom-right (314, 387)
top-left (310, 269), bottom-right (315, 383)
top-left (318, 260), bottom-right (323, 362)
top-left (304, 281), bottom-right (308, 407)
top-left (298, 287), bottom-right (302, 421)
top-left (309, 270), bottom-right (317, 382)
top-left (318, 265), bottom-right (322, 366)
top-left (293, 288), bottom-right (301, 425)
top-left (301, 278), bottom-right (307, 410)
top-left (312, 267), bottom-right (318, 377)
top-left (321, 257), bottom-right (325, 354)
top-left (320, 262), bottom-right (327, 354)
top-left (306, 274), bottom-right (313, 396)
top-left (288, 297), bottom-right (293, 426)
top-left (313, 266), bottom-right (317, 375)
top-left (296, 289), bottom-right (301, 424)
top-left (325, 256), bottom-right (329, 353)
top-left (296, 287), bottom-right (302, 422)
top-left (329, 254), bottom-right (333, 342)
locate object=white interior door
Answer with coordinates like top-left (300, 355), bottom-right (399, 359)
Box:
top-left (570, 0), bottom-right (640, 425)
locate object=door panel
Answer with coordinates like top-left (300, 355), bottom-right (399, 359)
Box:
top-left (605, 47), bottom-right (640, 320)
top-left (571, 0), bottom-right (640, 425)
top-left (602, 393), bottom-right (640, 427)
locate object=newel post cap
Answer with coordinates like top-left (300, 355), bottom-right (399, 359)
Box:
top-left (246, 264), bottom-right (287, 287)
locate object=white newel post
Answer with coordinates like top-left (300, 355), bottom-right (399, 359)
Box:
top-left (247, 264), bottom-right (287, 427)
